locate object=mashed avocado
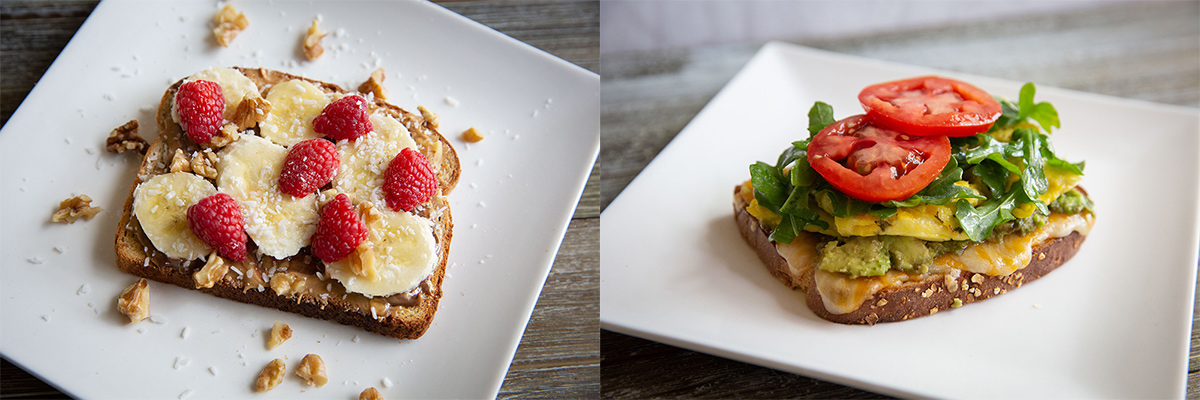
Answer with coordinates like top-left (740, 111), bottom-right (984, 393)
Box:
top-left (816, 236), bottom-right (969, 278)
top-left (1049, 188), bottom-right (1093, 214)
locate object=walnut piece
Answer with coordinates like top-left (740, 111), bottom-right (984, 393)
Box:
top-left (50, 194), bottom-right (102, 223)
top-left (232, 94), bottom-right (272, 130)
top-left (461, 127), bottom-right (484, 143)
top-left (357, 68), bottom-right (388, 100)
top-left (294, 354), bottom-right (328, 387)
top-left (212, 4), bottom-right (249, 47)
top-left (202, 123), bottom-right (240, 150)
top-left (303, 19), bottom-right (326, 61)
top-left (190, 149), bottom-right (219, 179)
top-left (348, 244), bottom-right (378, 281)
top-left (269, 272), bottom-right (306, 296)
top-left (360, 387), bottom-right (384, 400)
top-left (417, 105), bottom-right (439, 129)
top-left (169, 148), bottom-right (192, 173)
top-left (105, 119), bottom-right (148, 154)
top-left (266, 321), bottom-right (292, 350)
top-left (117, 278), bottom-right (150, 324)
top-left (254, 359), bottom-right (286, 392)
top-left (192, 252), bottom-right (228, 289)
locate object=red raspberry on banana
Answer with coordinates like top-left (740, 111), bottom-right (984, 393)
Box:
top-left (279, 138), bottom-right (340, 197)
top-left (383, 148), bottom-right (438, 212)
top-left (187, 193), bottom-right (247, 261)
top-left (314, 95), bottom-right (372, 141)
top-left (176, 80), bottom-right (226, 144)
top-left (310, 194), bottom-right (369, 263)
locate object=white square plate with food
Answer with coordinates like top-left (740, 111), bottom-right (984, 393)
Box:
top-left (0, 1), bottom-right (597, 398)
top-left (600, 41), bottom-right (1198, 398)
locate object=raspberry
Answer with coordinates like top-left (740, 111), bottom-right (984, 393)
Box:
top-left (187, 193), bottom-right (247, 261)
top-left (310, 194), bottom-right (368, 263)
top-left (383, 148), bottom-right (438, 212)
top-left (279, 139), bottom-right (340, 197)
top-left (314, 95), bottom-right (372, 141)
top-left (176, 80), bottom-right (226, 144)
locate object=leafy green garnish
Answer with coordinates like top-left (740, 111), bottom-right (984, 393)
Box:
top-left (995, 82), bottom-right (1060, 133)
top-left (807, 101), bottom-right (836, 137)
top-left (747, 84), bottom-right (1082, 243)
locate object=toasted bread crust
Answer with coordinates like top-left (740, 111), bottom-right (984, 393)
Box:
top-left (733, 184), bottom-right (1088, 324)
top-left (115, 67), bottom-right (460, 339)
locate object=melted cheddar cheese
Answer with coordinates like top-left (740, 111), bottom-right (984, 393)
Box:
top-left (806, 211), bottom-right (1094, 314)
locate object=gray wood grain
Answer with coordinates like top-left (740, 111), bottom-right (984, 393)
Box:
top-left (0, 1), bottom-right (599, 398)
top-left (600, 1), bottom-right (1199, 398)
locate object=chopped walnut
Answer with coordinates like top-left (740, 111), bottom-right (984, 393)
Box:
top-left (105, 119), bottom-right (148, 154)
top-left (417, 105), bottom-right (439, 129)
top-left (232, 94), bottom-right (272, 130)
top-left (461, 127), bottom-right (484, 143)
top-left (348, 244), bottom-right (378, 281)
top-left (303, 19), bottom-right (326, 61)
top-left (294, 354), bottom-right (328, 387)
top-left (267, 321), bottom-right (292, 350)
top-left (193, 252), bottom-right (228, 289)
top-left (269, 272), bottom-right (306, 296)
top-left (360, 387), bottom-right (384, 400)
top-left (190, 149), bottom-right (219, 179)
top-left (357, 68), bottom-right (388, 100)
top-left (117, 278), bottom-right (150, 324)
top-left (357, 201), bottom-right (381, 226)
top-left (169, 149), bottom-right (192, 173)
top-left (202, 123), bottom-right (240, 150)
top-left (50, 194), bottom-right (102, 223)
top-left (212, 4), bottom-right (249, 47)
top-left (254, 359), bottom-right (286, 392)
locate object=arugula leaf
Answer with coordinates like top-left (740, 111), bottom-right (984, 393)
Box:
top-left (789, 156), bottom-right (817, 187)
top-left (807, 102), bottom-right (836, 137)
top-left (882, 157), bottom-right (981, 207)
top-left (1012, 129), bottom-right (1048, 200)
top-left (815, 189), bottom-right (873, 218)
top-left (749, 162), bottom-right (787, 208)
top-left (955, 190), bottom-right (1019, 242)
top-left (963, 135), bottom-right (1019, 173)
top-left (775, 141), bottom-right (807, 171)
top-left (968, 158), bottom-right (1009, 198)
top-left (768, 214), bottom-right (796, 243)
top-left (995, 83), bottom-right (1060, 133)
top-left (868, 206), bottom-right (898, 219)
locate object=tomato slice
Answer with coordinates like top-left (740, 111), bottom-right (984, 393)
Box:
top-left (807, 115), bottom-right (950, 203)
top-left (858, 76), bottom-right (1001, 137)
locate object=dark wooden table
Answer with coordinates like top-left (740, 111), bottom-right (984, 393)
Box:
top-left (600, 1), bottom-right (1200, 398)
top-left (0, 1), bottom-right (598, 398)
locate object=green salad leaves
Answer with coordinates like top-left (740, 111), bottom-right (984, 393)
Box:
top-left (747, 83), bottom-right (1085, 244)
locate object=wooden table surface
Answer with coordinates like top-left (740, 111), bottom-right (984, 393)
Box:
top-left (0, 1), bottom-right (598, 398)
top-left (600, 1), bottom-right (1200, 398)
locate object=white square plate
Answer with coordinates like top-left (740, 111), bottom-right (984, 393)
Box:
top-left (0, 1), bottom-right (598, 398)
top-left (600, 42), bottom-right (1199, 398)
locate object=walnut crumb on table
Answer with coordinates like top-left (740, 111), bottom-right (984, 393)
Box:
top-left (105, 119), bottom-right (147, 154)
top-left (254, 359), bottom-right (286, 392)
top-left (360, 387), bottom-right (384, 400)
top-left (213, 4), bottom-right (249, 47)
top-left (358, 68), bottom-right (388, 100)
top-left (303, 19), bottom-right (326, 60)
top-left (295, 354), bottom-right (328, 387)
top-left (461, 127), bottom-right (484, 143)
top-left (51, 195), bottom-right (102, 223)
top-left (267, 321), bottom-right (292, 350)
top-left (117, 278), bottom-right (150, 324)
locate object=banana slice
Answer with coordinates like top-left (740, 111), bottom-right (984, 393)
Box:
top-left (333, 112), bottom-right (419, 204)
top-left (217, 134), bottom-right (319, 259)
top-left (258, 79), bottom-right (330, 146)
top-left (327, 206), bottom-right (438, 297)
top-left (133, 172), bottom-right (217, 260)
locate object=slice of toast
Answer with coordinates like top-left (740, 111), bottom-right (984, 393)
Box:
top-left (115, 67), bottom-right (459, 339)
top-left (733, 184), bottom-right (1091, 324)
